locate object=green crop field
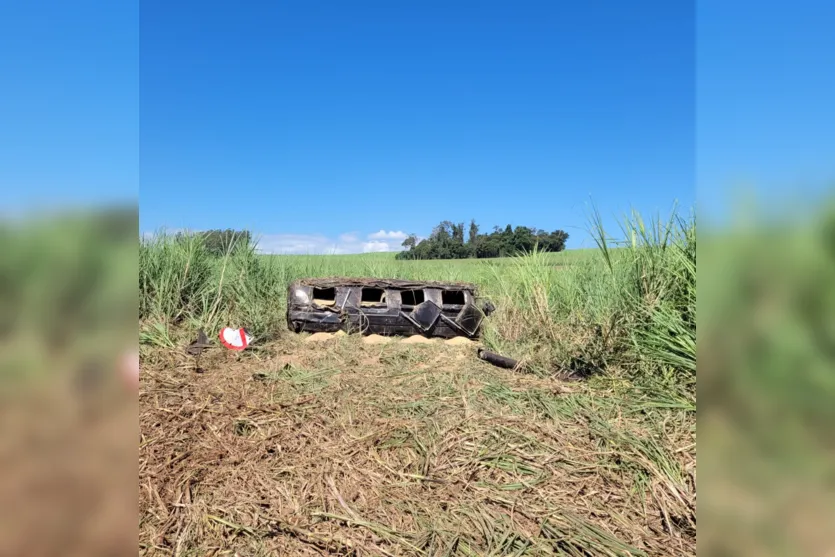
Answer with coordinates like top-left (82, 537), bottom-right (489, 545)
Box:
top-left (138, 208), bottom-right (696, 555)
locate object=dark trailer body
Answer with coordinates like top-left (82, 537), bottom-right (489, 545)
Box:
top-left (286, 277), bottom-right (494, 339)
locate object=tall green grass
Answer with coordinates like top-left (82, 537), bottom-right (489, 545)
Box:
top-left (139, 207), bottom-right (695, 392)
top-left (592, 206), bottom-right (696, 386)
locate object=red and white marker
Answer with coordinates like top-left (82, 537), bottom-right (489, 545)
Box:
top-left (219, 327), bottom-right (253, 351)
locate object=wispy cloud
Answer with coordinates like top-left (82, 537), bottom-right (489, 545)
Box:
top-left (254, 234), bottom-right (343, 255)
top-left (140, 227), bottom-right (410, 254)
top-left (254, 229), bottom-right (408, 255)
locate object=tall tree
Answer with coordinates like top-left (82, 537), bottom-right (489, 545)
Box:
top-left (452, 222), bottom-right (465, 244)
top-left (468, 219), bottom-right (479, 244)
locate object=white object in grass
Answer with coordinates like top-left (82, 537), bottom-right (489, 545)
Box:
top-left (219, 327), bottom-right (253, 351)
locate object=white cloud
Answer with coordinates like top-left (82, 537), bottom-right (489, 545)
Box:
top-left (254, 228), bottom-right (409, 255)
top-left (368, 229), bottom-right (408, 241)
top-left (361, 241), bottom-right (391, 253)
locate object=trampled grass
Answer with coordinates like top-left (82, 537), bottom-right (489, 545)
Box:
top-left (139, 207), bottom-right (696, 555)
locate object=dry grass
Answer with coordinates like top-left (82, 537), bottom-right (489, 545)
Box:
top-left (139, 334), bottom-right (695, 556)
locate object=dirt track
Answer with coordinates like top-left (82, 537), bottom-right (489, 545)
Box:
top-left (139, 335), bottom-right (695, 556)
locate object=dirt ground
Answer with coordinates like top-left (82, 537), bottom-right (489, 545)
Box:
top-left (139, 334), bottom-right (695, 556)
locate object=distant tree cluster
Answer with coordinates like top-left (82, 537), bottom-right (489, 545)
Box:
top-left (396, 220), bottom-right (568, 260)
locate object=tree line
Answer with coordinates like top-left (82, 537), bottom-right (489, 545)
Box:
top-left (166, 224), bottom-right (567, 260)
top-left (396, 220), bottom-right (569, 260)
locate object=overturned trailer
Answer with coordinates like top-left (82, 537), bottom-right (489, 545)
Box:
top-left (286, 277), bottom-right (495, 339)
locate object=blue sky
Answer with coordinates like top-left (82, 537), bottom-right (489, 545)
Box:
top-left (0, 1), bottom-right (138, 211)
top-left (2, 1), bottom-right (832, 251)
top-left (139, 0), bottom-right (695, 252)
top-left (697, 0), bottom-right (834, 223)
